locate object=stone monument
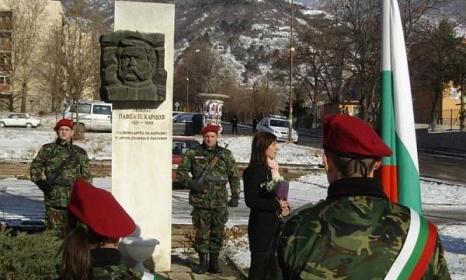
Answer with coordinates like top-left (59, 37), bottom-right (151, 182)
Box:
top-left (103, 1), bottom-right (175, 272)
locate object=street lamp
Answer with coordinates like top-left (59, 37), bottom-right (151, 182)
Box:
top-left (186, 61), bottom-right (189, 112)
top-left (288, 0), bottom-right (294, 142)
top-left (185, 49), bottom-right (200, 113)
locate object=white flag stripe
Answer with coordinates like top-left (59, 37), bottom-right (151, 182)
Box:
top-left (384, 208), bottom-right (421, 279)
top-left (387, 0), bottom-right (419, 172)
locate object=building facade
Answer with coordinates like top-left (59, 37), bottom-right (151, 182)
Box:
top-left (0, 0), bottom-right (64, 114)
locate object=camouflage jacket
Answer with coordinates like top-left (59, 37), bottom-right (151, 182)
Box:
top-left (262, 177), bottom-right (451, 280)
top-left (57, 248), bottom-right (169, 280)
top-left (30, 139), bottom-right (91, 207)
top-left (176, 143), bottom-right (240, 208)
top-left (92, 264), bottom-right (168, 280)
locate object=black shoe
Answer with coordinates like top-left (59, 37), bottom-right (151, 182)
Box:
top-left (208, 252), bottom-right (222, 274)
top-left (193, 253), bottom-right (208, 274)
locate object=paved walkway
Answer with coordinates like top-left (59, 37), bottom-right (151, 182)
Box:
top-left (0, 178), bottom-right (249, 279)
top-left (156, 253), bottom-right (247, 279)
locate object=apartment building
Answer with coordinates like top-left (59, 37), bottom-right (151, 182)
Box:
top-left (0, 0), bottom-right (64, 114)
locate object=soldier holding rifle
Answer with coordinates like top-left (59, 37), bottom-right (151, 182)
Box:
top-left (30, 119), bottom-right (91, 238)
top-left (176, 124), bottom-right (241, 275)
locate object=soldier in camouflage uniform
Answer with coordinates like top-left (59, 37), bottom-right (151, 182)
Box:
top-left (30, 119), bottom-right (91, 238)
top-left (176, 124), bottom-right (241, 274)
top-left (58, 179), bottom-right (169, 280)
top-left (262, 115), bottom-right (451, 280)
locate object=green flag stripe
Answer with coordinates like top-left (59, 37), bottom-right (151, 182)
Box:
top-left (398, 211), bottom-right (429, 278)
top-left (395, 134), bottom-right (422, 212)
top-left (380, 70), bottom-right (397, 166)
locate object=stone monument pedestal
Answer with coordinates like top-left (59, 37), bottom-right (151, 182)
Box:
top-left (110, 2), bottom-right (175, 272)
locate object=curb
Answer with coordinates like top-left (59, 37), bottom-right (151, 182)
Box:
top-left (225, 254), bottom-right (248, 280)
top-left (419, 149), bottom-right (466, 159)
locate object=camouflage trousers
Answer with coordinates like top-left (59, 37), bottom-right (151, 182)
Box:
top-left (44, 205), bottom-right (68, 239)
top-left (191, 207), bottom-right (229, 253)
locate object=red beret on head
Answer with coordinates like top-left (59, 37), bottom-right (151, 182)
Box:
top-left (201, 125), bottom-right (219, 135)
top-left (323, 114), bottom-right (392, 158)
top-left (69, 178), bottom-right (136, 238)
top-left (54, 119), bottom-right (74, 131)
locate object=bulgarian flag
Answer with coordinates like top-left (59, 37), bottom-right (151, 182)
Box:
top-left (379, 0), bottom-right (422, 214)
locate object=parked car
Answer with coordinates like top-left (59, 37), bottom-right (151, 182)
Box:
top-left (172, 112), bottom-right (203, 136)
top-left (172, 136), bottom-right (200, 188)
top-left (256, 114), bottom-right (299, 143)
top-left (0, 113), bottom-right (41, 128)
top-left (63, 100), bottom-right (112, 132)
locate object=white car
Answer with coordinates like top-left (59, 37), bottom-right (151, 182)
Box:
top-left (0, 113), bottom-right (41, 128)
top-left (256, 115), bottom-right (299, 143)
top-left (63, 100), bottom-right (112, 132)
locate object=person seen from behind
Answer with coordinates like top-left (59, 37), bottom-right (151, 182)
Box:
top-left (230, 115), bottom-right (239, 134)
top-left (30, 119), bottom-right (91, 238)
top-left (261, 114), bottom-right (450, 279)
top-left (176, 125), bottom-right (241, 274)
top-left (252, 117), bottom-right (258, 133)
top-left (243, 131), bottom-right (290, 279)
top-left (58, 178), bottom-right (168, 280)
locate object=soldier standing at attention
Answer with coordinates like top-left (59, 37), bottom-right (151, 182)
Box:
top-left (30, 119), bottom-right (91, 238)
top-left (176, 124), bottom-right (241, 275)
top-left (262, 114), bottom-right (450, 279)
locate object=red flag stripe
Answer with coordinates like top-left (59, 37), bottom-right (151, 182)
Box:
top-left (408, 222), bottom-right (438, 279)
top-left (378, 164), bottom-right (398, 203)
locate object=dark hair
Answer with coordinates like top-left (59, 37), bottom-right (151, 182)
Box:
top-left (324, 150), bottom-right (377, 178)
top-left (59, 213), bottom-right (114, 280)
top-left (249, 131), bottom-right (277, 166)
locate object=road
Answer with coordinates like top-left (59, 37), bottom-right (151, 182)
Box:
top-left (418, 153), bottom-right (466, 184)
top-left (222, 124), bottom-right (466, 185)
top-left (222, 127), bottom-right (466, 225)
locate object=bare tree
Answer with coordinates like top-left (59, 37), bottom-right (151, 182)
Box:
top-left (294, 4), bottom-right (351, 127)
top-left (295, 0), bottom-right (447, 125)
top-left (7, 0), bottom-right (48, 112)
top-left (410, 19), bottom-right (466, 131)
top-left (173, 41), bottom-right (237, 112)
top-left (61, 0), bottom-right (103, 106)
top-left (36, 24), bottom-right (65, 114)
top-left (238, 76), bottom-right (283, 119)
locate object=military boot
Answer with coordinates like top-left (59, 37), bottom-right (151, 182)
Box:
top-left (208, 252), bottom-right (222, 274)
top-left (193, 252), bottom-right (208, 274)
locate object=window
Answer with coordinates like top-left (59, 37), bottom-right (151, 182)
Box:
top-left (0, 75), bottom-right (10, 84)
top-left (174, 114), bottom-right (194, 123)
top-left (0, 53), bottom-right (11, 65)
top-left (70, 104), bottom-right (91, 114)
top-left (270, 119), bottom-right (289, 128)
top-left (93, 105), bottom-right (111, 115)
top-left (352, 106), bottom-right (361, 117)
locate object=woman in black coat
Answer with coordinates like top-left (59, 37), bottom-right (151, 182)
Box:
top-left (243, 131), bottom-right (290, 280)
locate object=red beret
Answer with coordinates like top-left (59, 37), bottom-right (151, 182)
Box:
top-left (201, 125), bottom-right (219, 135)
top-left (69, 178), bottom-right (136, 238)
top-left (54, 119), bottom-right (74, 131)
top-left (323, 114), bottom-right (392, 158)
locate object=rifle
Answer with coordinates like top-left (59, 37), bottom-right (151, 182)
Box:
top-left (190, 143), bottom-right (229, 193)
top-left (46, 149), bottom-right (76, 186)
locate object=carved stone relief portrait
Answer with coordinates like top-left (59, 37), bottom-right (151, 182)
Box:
top-left (100, 31), bottom-right (167, 102)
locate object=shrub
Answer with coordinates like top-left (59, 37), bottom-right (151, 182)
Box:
top-left (0, 229), bottom-right (61, 279)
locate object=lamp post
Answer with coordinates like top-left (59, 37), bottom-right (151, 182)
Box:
top-left (288, 0), bottom-right (294, 142)
top-left (186, 61), bottom-right (189, 112)
top-left (185, 49), bottom-right (200, 112)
